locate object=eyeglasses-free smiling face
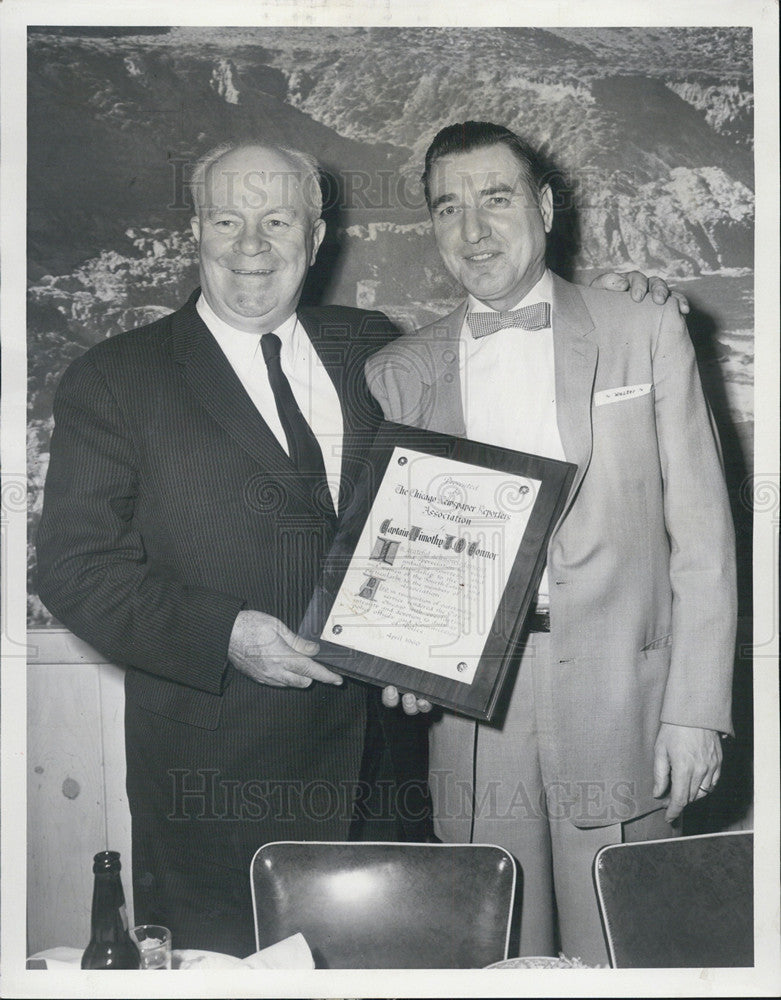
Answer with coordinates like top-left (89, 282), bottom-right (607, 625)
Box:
top-left (428, 143), bottom-right (554, 312)
top-left (191, 145), bottom-right (325, 333)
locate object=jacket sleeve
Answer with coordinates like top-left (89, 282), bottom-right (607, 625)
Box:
top-left (35, 352), bottom-right (244, 694)
top-left (653, 298), bottom-right (737, 734)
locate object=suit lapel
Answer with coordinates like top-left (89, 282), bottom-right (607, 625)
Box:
top-left (418, 302), bottom-right (467, 437)
top-left (421, 284), bottom-right (596, 518)
top-left (298, 309), bottom-right (353, 507)
top-left (551, 274), bottom-right (598, 522)
top-left (169, 293), bottom-right (315, 510)
top-left (298, 308), bottom-right (386, 512)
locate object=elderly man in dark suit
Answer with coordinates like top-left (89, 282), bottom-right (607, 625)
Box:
top-left (36, 141), bottom-right (407, 956)
top-left (367, 122), bottom-right (735, 964)
top-left (37, 137), bottom-right (678, 957)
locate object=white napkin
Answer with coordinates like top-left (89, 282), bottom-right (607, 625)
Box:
top-left (27, 946), bottom-right (84, 970)
top-left (29, 933), bottom-right (314, 971)
top-left (243, 933), bottom-right (314, 969)
top-left (176, 933), bottom-right (314, 970)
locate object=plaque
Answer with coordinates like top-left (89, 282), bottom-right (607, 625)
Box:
top-left (301, 422), bottom-right (576, 720)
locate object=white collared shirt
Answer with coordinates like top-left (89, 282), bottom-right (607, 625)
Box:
top-left (197, 295), bottom-right (344, 512)
top-left (459, 269), bottom-right (565, 607)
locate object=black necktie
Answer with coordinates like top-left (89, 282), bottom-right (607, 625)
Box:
top-left (260, 332), bottom-right (336, 524)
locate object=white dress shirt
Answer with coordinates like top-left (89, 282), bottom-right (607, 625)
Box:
top-left (197, 295), bottom-right (344, 512)
top-left (459, 269), bottom-right (566, 608)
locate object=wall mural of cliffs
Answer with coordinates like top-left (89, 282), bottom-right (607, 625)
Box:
top-left (28, 25), bottom-right (754, 646)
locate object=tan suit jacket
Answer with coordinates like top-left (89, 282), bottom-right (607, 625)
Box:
top-left (365, 273), bottom-right (736, 825)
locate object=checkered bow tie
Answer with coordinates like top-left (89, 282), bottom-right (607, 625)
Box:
top-left (466, 301), bottom-right (551, 339)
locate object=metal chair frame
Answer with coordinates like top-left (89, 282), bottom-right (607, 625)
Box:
top-left (250, 840), bottom-right (517, 969)
top-left (594, 829), bottom-right (754, 968)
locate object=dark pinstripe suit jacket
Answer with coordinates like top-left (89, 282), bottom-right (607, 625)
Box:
top-left (36, 291), bottom-right (399, 915)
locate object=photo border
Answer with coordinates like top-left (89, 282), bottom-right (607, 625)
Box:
top-left (2, 1), bottom-right (778, 997)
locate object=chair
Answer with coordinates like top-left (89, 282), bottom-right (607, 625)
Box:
top-left (250, 841), bottom-right (516, 968)
top-left (594, 830), bottom-right (753, 967)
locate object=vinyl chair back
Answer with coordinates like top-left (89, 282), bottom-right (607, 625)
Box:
top-left (594, 831), bottom-right (753, 967)
top-left (251, 841), bottom-right (516, 968)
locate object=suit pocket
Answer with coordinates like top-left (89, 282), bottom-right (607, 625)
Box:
top-left (594, 383), bottom-right (653, 407)
top-left (125, 667), bottom-right (223, 731)
top-left (641, 633), bottom-right (672, 652)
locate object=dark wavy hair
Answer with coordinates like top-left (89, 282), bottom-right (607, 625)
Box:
top-left (421, 121), bottom-right (547, 210)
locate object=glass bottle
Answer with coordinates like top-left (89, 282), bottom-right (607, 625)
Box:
top-left (81, 850), bottom-right (141, 969)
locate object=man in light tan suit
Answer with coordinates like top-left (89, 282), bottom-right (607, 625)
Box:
top-left (364, 122), bottom-right (736, 963)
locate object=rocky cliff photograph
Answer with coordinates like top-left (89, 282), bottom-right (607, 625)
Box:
top-left (26, 26), bottom-right (754, 620)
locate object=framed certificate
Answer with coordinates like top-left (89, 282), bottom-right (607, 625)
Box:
top-left (300, 422), bottom-right (576, 720)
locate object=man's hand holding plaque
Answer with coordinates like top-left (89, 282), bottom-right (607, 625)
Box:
top-left (301, 422), bottom-right (575, 721)
top-left (382, 685), bottom-right (432, 715)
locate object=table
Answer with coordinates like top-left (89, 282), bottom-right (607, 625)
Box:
top-left (26, 933), bottom-right (314, 970)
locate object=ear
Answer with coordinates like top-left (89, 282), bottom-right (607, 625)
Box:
top-left (191, 216), bottom-right (201, 242)
top-left (539, 185), bottom-right (554, 234)
top-left (309, 218), bottom-right (326, 265)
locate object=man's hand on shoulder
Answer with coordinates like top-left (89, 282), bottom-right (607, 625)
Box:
top-left (229, 610), bottom-right (343, 689)
top-left (591, 269), bottom-right (690, 315)
top-left (652, 722), bottom-right (723, 822)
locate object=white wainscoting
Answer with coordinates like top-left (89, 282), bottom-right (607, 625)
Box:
top-left (27, 629), bottom-right (132, 954)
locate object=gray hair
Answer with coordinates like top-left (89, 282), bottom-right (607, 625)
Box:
top-left (189, 140), bottom-right (323, 220)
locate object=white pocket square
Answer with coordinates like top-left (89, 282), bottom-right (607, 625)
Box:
top-left (594, 383), bottom-right (652, 407)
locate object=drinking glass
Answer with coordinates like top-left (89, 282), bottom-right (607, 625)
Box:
top-left (130, 924), bottom-right (172, 969)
